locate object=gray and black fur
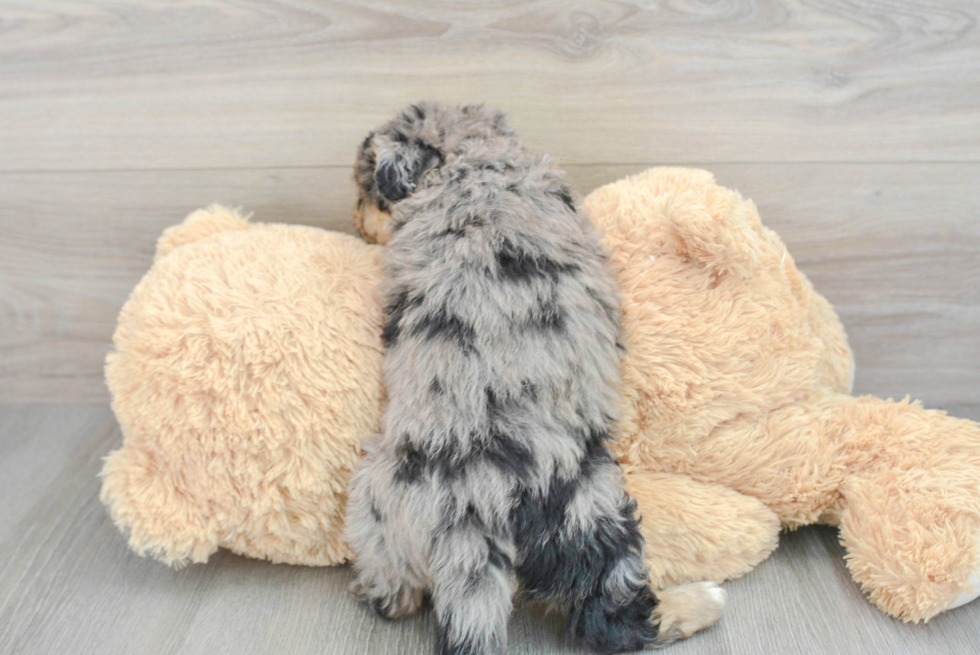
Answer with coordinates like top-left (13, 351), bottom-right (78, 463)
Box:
top-left (345, 102), bottom-right (724, 654)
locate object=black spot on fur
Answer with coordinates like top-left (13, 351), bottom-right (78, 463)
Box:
top-left (495, 241), bottom-right (580, 284)
top-left (511, 476), bottom-right (579, 596)
top-left (382, 291), bottom-right (409, 346)
top-left (382, 291), bottom-right (422, 347)
top-left (511, 441), bottom-right (632, 604)
top-left (552, 187), bottom-right (576, 213)
top-left (485, 382), bottom-right (539, 413)
top-left (394, 439), bottom-right (427, 484)
top-left (437, 226), bottom-right (467, 238)
top-left (411, 308), bottom-right (477, 354)
top-left (429, 429), bottom-right (534, 482)
top-left (479, 427), bottom-right (534, 479)
top-left (484, 386), bottom-right (504, 418)
top-left (581, 441), bottom-right (614, 484)
top-left (429, 377), bottom-right (444, 395)
top-left (442, 499), bottom-right (490, 534)
top-left (526, 299), bottom-right (567, 333)
top-left (400, 425), bottom-right (535, 487)
top-left (486, 537), bottom-right (512, 571)
top-left (585, 426), bottom-right (612, 448)
top-left (370, 501), bottom-right (383, 523)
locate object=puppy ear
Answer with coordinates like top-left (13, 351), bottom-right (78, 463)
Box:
top-left (374, 138), bottom-right (444, 203)
top-left (461, 104), bottom-right (512, 135)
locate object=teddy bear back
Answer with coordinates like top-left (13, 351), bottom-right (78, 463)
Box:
top-left (583, 168), bottom-right (854, 470)
top-left (101, 206), bottom-right (385, 566)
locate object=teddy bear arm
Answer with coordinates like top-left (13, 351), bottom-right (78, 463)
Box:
top-left (625, 471), bottom-right (781, 589)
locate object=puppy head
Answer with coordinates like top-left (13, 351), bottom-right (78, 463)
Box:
top-left (353, 102), bottom-right (511, 244)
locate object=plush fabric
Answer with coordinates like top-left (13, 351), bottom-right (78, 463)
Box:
top-left (101, 170), bottom-right (980, 623)
top-left (101, 207), bottom-right (385, 566)
top-left (586, 168), bottom-right (980, 622)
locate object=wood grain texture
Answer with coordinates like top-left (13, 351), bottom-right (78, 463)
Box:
top-left (1, 164), bottom-right (977, 415)
top-left (0, 167), bottom-right (358, 404)
top-left (2, 405), bottom-right (980, 655)
top-left (0, 0), bottom-right (979, 170)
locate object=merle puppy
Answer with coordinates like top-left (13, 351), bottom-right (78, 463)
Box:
top-left (345, 103), bottom-right (724, 654)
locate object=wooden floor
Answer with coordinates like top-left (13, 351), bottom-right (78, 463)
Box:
top-left (1, 1), bottom-right (979, 653)
top-left (1, 405), bottom-right (979, 655)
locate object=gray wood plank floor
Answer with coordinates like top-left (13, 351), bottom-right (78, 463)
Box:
top-left (2, 405), bottom-right (980, 655)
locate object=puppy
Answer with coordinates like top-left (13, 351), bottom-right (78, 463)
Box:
top-left (345, 102), bottom-right (724, 654)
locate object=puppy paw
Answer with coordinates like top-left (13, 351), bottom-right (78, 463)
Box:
top-left (352, 579), bottom-right (424, 620)
top-left (653, 581), bottom-right (725, 645)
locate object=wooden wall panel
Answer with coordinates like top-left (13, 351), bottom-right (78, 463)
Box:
top-left (0, 1), bottom-right (978, 171)
top-left (1, 163), bottom-right (977, 411)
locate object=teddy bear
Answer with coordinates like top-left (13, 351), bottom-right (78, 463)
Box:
top-left (100, 168), bottom-right (980, 623)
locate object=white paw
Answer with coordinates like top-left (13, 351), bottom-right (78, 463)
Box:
top-left (947, 567), bottom-right (980, 610)
top-left (654, 581), bottom-right (726, 645)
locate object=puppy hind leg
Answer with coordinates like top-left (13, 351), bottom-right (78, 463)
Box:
top-left (565, 509), bottom-right (660, 653)
top-left (344, 472), bottom-right (425, 620)
top-left (430, 525), bottom-right (516, 655)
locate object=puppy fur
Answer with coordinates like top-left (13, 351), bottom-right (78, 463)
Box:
top-left (344, 102), bottom-right (724, 654)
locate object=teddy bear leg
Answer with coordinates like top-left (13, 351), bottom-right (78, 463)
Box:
top-left (839, 468), bottom-right (980, 622)
top-left (625, 471), bottom-right (782, 589)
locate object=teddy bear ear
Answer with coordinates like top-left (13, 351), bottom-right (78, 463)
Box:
top-left (154, 204), bottom-right (251, 261)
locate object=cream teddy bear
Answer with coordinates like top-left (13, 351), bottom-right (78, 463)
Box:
top-left (101, 169), bottom-right (980, 623)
